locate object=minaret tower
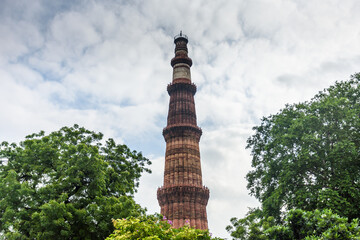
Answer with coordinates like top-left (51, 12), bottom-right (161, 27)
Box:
top-left (157, 32), bottom-right (209, 229)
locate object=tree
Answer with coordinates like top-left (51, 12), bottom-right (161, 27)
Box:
top-left (248, 74), bottom-right (360, 220)
top-left (227, 209), bottom-right (360, 240)
top-left (106, 214), bottom-right (223, 240)
top-left (0, 125), bottom-right (151, 239)
top-left (227, 73), bottom-right (360, 238)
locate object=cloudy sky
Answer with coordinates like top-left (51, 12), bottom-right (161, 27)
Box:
top-left (1, 0), bottom-right (360, 237)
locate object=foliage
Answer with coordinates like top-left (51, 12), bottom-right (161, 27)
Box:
top-left (227, 208), bottom-right (360, 240)
top-left (246, 74), bottom-right (360, 221)
top-left (0, 125), bottom-right (151, 239)
top-left (227, 73), bottom-right (360, 239)
top-left (106, 214), bottom-right (223, 240)
top-left (226, 208), bottom-right (268, 240)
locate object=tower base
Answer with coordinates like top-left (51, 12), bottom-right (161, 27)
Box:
top-left (157, 185), bottom-right (209, 229)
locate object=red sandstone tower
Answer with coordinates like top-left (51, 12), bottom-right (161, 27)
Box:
top-left (157, 32), bottom-right (209, 229)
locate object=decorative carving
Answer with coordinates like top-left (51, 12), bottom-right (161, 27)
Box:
top-left (167, 82), bottom-right (197, 95)
top-left (157, 186), bottom-right (210, 206)
top-left (163, 125), bottom-right (202, 142)
top-left (171, 55), bottom-right (193, 67)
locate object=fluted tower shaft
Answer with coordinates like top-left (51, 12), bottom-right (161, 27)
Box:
top-left (157, 33), bottom-right (209, 230)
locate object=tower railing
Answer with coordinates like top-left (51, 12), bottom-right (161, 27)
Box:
top-left (174, 31), bottom-right (188, 40)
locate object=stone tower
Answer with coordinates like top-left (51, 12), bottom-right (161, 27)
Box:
top-left (157, 32), bottom-right (209, 229)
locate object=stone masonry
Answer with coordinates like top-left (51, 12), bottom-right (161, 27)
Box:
top-left (157, 33), bottom-right (209, 230)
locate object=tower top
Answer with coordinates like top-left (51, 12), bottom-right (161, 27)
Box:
top-left (171, 31), bottom-right (192, 67)
top-left (174, 31), bottom-right (188, 44)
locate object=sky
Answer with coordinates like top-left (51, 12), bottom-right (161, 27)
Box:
top-left (1, 0), bottom-right (360, 238)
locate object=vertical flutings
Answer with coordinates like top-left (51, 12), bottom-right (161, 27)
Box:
top-left (157, 33), bottom-right (209, 230)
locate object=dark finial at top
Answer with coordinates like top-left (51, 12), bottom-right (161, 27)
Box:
top-left (174, 31), bottom-right (188, 44)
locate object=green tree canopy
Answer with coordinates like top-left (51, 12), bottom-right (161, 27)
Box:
top-left (227, 209), bottom-right (360, 240)
top-left (106, 214), bottom-right (223, 240)
top-left (0, 125), bottom-right (151, 239)
top-left (247, 74), bottom-right (360, 220)
top-left (227, 73), bottom-right (360, 239)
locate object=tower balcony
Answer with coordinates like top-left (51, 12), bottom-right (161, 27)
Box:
top-left (167, 82), bottom-right (197, 95)
top-left (174, 32), bottom-right (188, 43)
top-left (162, 124), bottom-right (202, 142)
top-left (157, 184), bottom-right (210, 206)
